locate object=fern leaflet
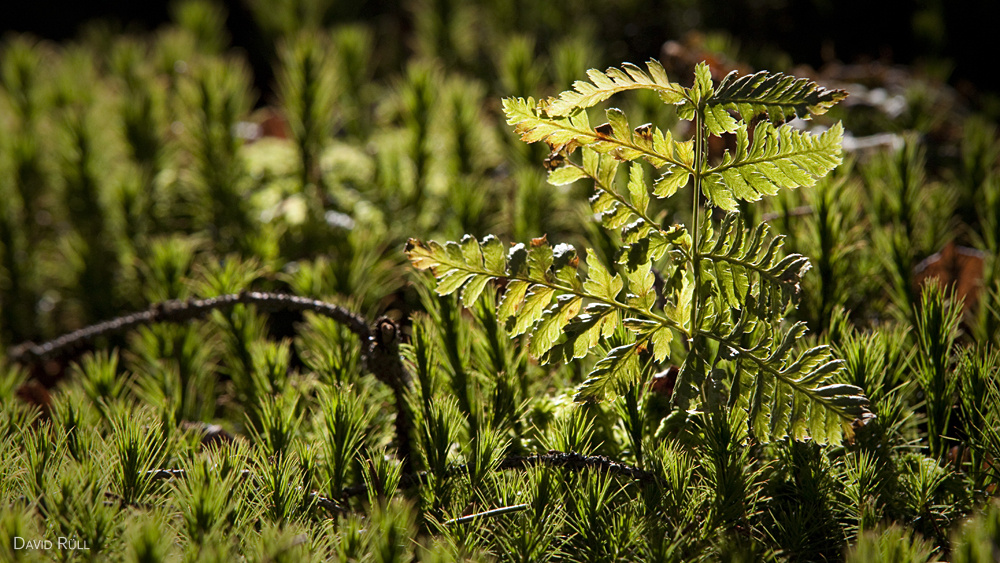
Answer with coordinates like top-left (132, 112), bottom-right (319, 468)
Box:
top-left (673, 303), bottom-right (868, 444)
top-left (701, 121), bottom-right (844, 211)
top-left (697, 213), bottom-right (810, 318)
top-left (543, 60), bottom-right (684, 116)
top-left (711, 69), bottom-right (848, 124)
top-left (722, 320), bottom-right (868, 444)
top-left (503, 98), bottom-right (687, 169)
top-left (406, 236), bottom-right (682, 391)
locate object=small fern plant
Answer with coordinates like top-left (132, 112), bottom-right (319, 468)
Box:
top-left (407, 60), bottom-right (870, 444)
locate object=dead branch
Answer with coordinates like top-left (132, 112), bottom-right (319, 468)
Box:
top-left (7, 292), bottom-right (370, 363)
top-left (7, 292), bottom-right (414, 472)
top-left (339, 450), bottom-right (657, 501)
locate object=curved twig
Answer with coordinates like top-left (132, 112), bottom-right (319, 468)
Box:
top-left (7, 291), bottom-right (371, 363)
top-left (496, 452), bottom-right (657, 483)
top-left (7, 292), bottom-right (415, 472)
top-left (147, 451), bottom-right (657, 513)
top-left (339, 451), bottom-right (657, 501)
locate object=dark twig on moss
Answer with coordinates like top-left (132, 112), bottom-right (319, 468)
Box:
top-left (146, 451), bottom-right (656, 512)
top-left (363, 316), bottom-right (414, 473)
top-left (496, 452), bottom-right (657, 483)
top-left (8, 292), bottom-right (414, 473)
top-left (7, 291), bottom-right (370, 363)
top-left (338, 451), bottom-right (657, 501)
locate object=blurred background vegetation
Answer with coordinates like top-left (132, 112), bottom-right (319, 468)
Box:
top-left (3, 0), bottom-right (1000, 561)
top-left (0, 0), bottom-right (996, 349)
top-left (3, 0), bottom-right (996, 100)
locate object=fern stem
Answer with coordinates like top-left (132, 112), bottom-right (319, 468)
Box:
top-left (485, 271), bottom-right (685, 334)
top-left (577, 162), bottom-right (661, 229)
top-left (7, 292), bottom-right (371, 362)
top-left (509, 104), bottom-right (691, 171)
top-left (690, 109), bottom-right (705, 341)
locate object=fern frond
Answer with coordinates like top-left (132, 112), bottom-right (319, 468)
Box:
top-left (702, 122), bottom-right (843, 211)
top-left (550, 152), bottom-right (692, 269)
top-left (421, 60), bottom-right (860, 441)
top-left (502, 98), bottom-right (687, 169)
top-left (697, 213), bottom-right (811, 318)
top-left (578, 156), bottom-right (658, 232)
top-left (574, 340), bottom-right (641, 402)
top-left (705, 312), bottom-right (869, 444)
top-left (546, 303), bottom-right (617, 362)
top-left (543, 60), bottom-right (684, 117)
top-left (712, 69), bottom-right (848, 124)
top-left (406, 236), bottom-right (683, 371)
top-left (668, 335), bottom-right (711, 414)
top-left (571, 311), bottom-right (675, 403)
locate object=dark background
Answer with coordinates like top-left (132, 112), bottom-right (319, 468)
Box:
top-left (1, 0), bottom-right (994, 98)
